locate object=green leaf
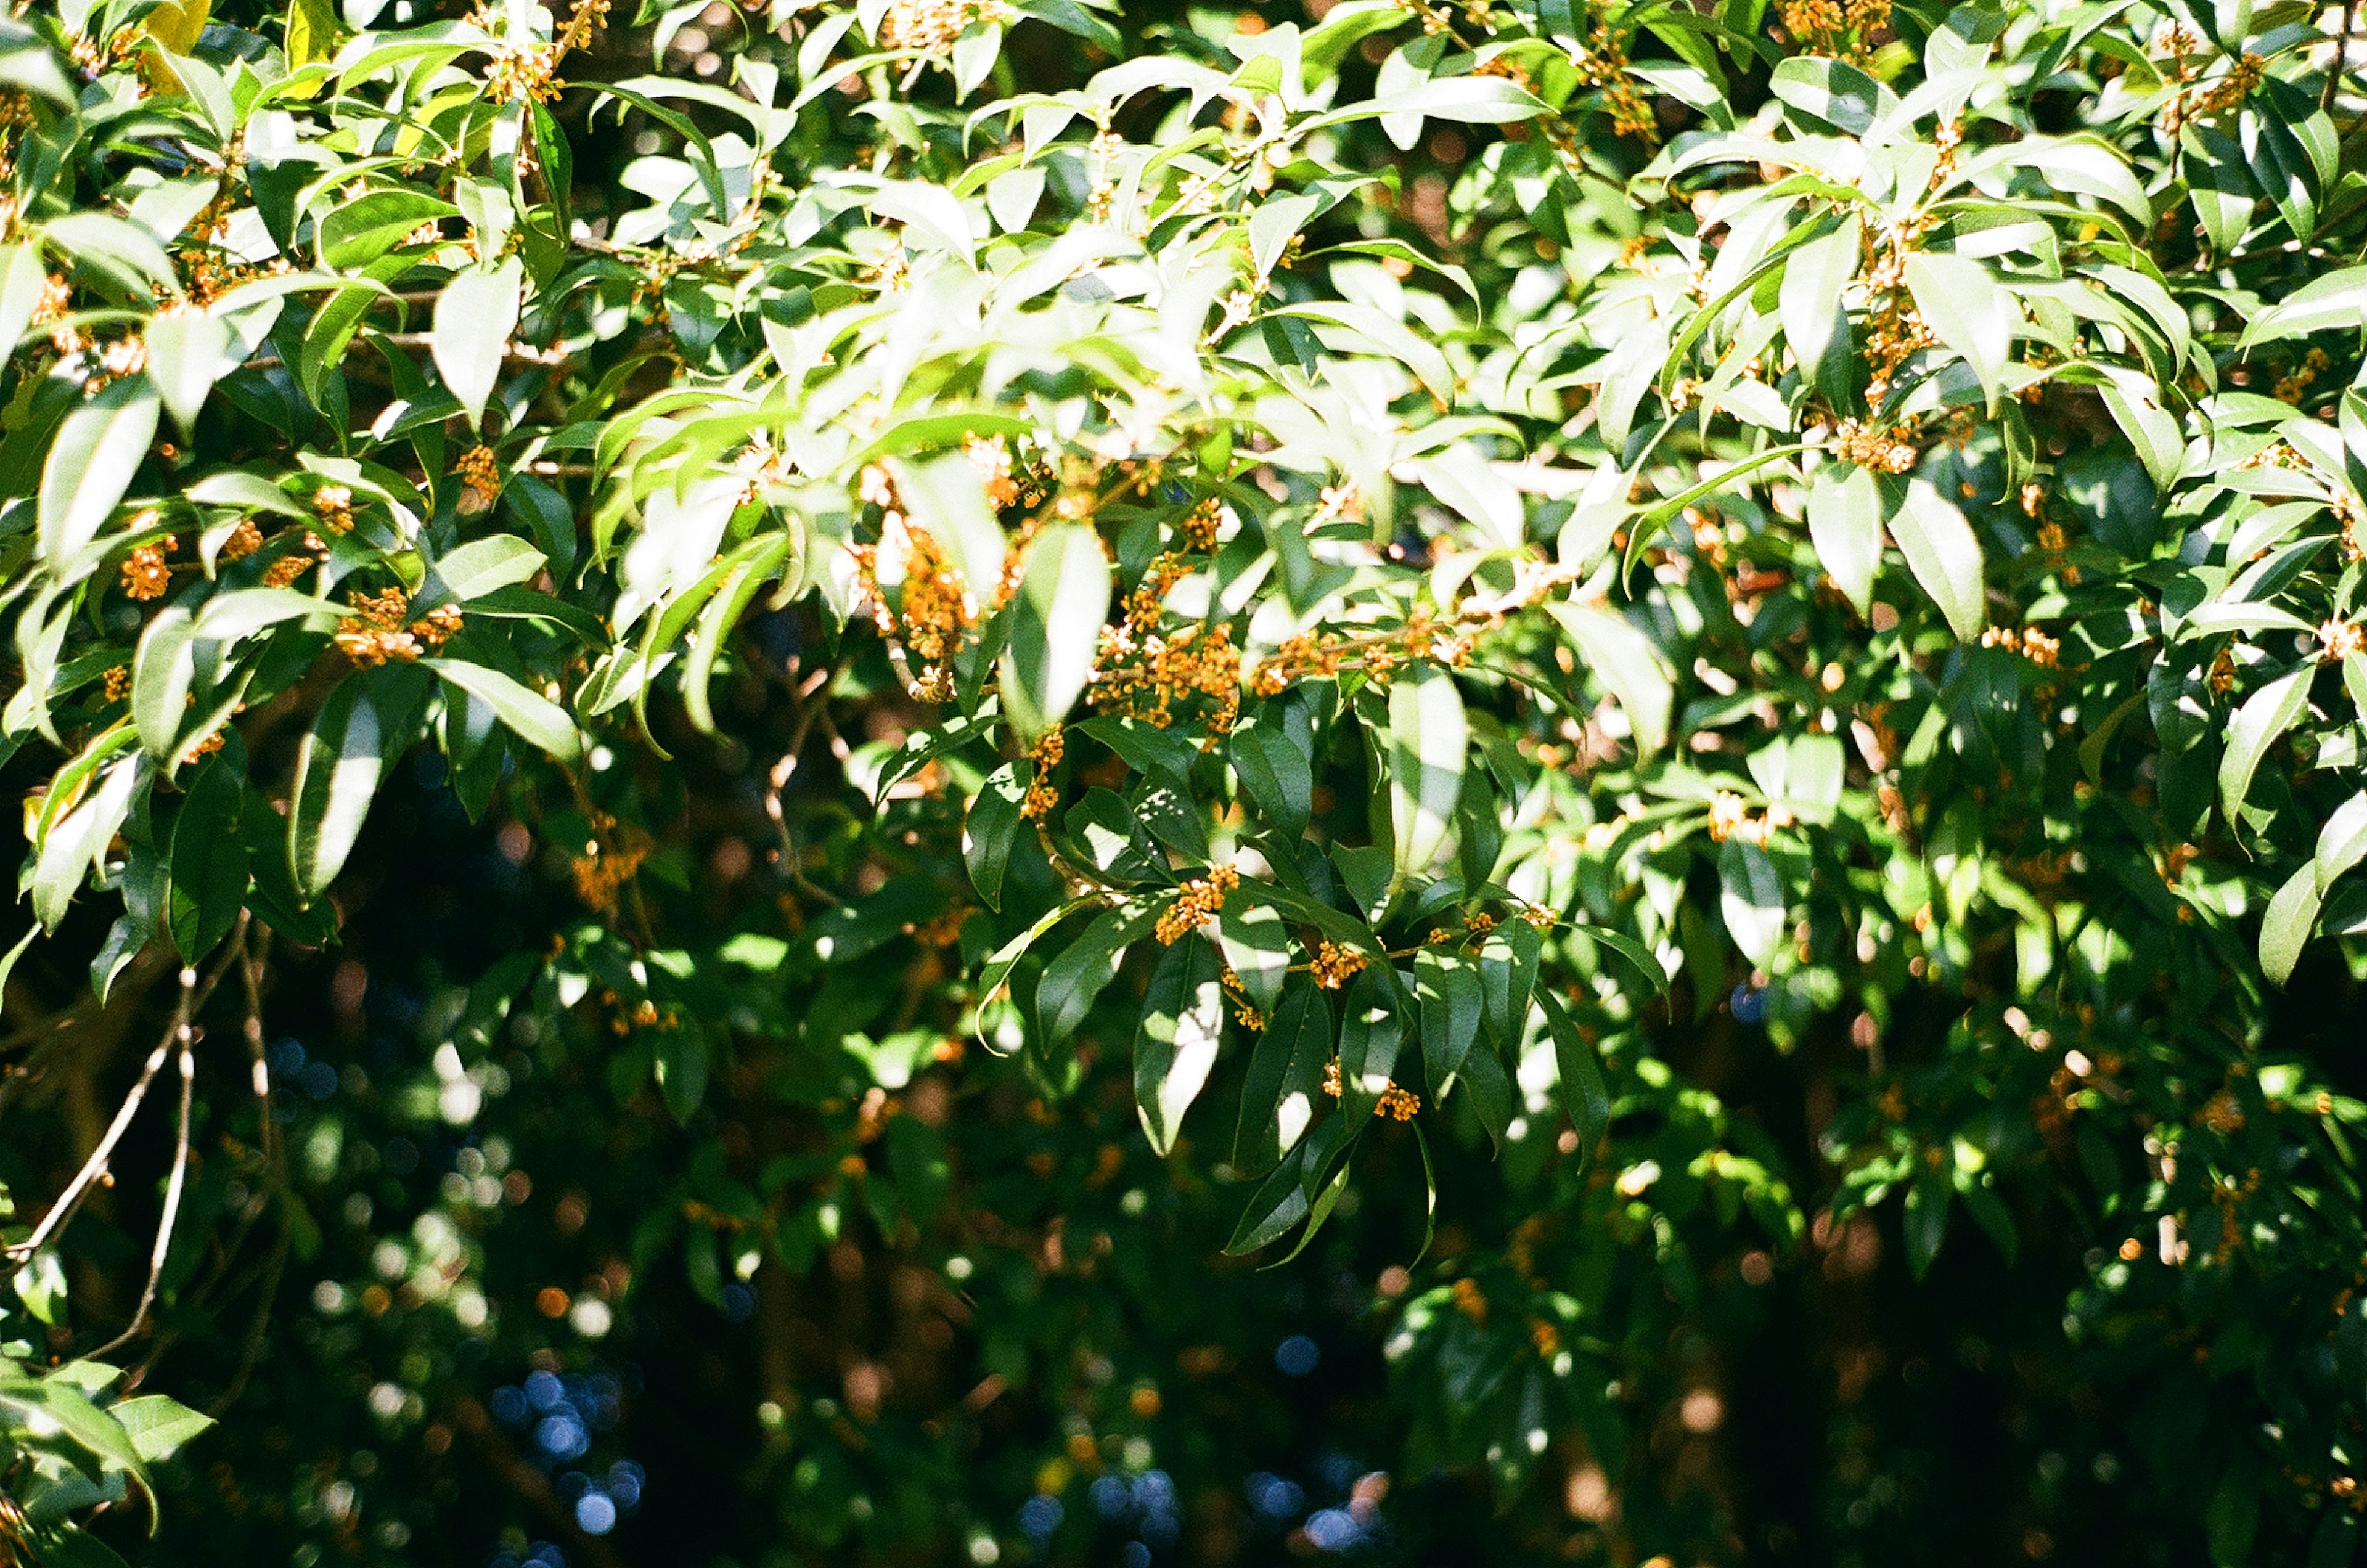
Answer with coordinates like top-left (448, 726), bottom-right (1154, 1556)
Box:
top-left (1064, 787), bottom-right (1166, 884)
top-left (1807, 461), bottom-right (1883, 618)
top-left (1537, 988), bottom-right (1608, 1159)
top-left (1232, 717), bottom-right (1313, 844)
top-left (1225, 1134), bottom-right (1318, 1254)
top-left (288, 677), bottom-right (390, 899)
top-left (0, 1377), bottom-right (157, 1527)
top-left (1335, 965), bottom-right (1403, 1119)
top-left (1768, 54), bottom-right (1892, 133)
top-left (2315, 791), bottom-right (2367, 894)
top-left (142, 310), bottom-right (231, 436)
top-left (1234, 977), bottom-right (1330, 1171)
top-left (656, 1029), bottom-right (708, 1122)
top-left (1387, 667), bottom-right (1466, 883)
top-left (108, 1394), bottom-right (216, 1466)
top-left (1778, 212), bottom-right (1859, 379)
top-left (2095, 366), bottom-right (2183, 489)
top-left (166, 759), bottom-right (248, 962)
top-left (431, 536), bottom-right (547, 602)
top-left (39, 377), bottom-right (160, 568)
top-left (285, 0), bottom-right (340, 65)
top-left (1385, 71), bottom-right (1550, 126)
top-left (2183, 125), bottom-right (2255, 255)
top-left (129, 606), bottom-right (198, 762)
top-left (963, 762), bottom-right (1028, 912)
top-left (1476, 917), bottom-right (1540, 1051)
top-left (0, 240), bottom-right (46, 354)
top-left (2217, 664), bottom-right (2311, 826)
top-left (1217, 896), bottom-right (1291, 1015)
top-left (2260, 862), bottom-right (2320, 987)
top-left (1037, 899), bottom-right (1163, 1043)
top-left (1905, 252), bottom-right (2011, 410)
top-left (1903, 1166), bottom-right (1950, 1280)
top-left (998, 523), bottom-right (1110, 741)
top-left (1718, 838), bottom-right (1785, 966)
top-left (33, 757), bottom-right (142, 931)
top-left (1135, 936), bottom-right (1225, 1155)
top-left (431, 257), bottom-right (523, 431)
top-left (1548, 602), bottom-right (1674, 754)
top-left (1412, 945), bottom-right (1481, 1088)
top-left (1269, 301), bottom-right (1455, 406)
top-left (423, 659), bottom-right (582, 763)
top-left (1890, 478), bottom-right (1986, 640)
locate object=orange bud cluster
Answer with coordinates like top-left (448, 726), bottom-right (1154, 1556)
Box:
top-left (1020, 729), bottom-right (1063, 820)
top-left (1319, 1057), bottom-right (1420, 1118)
top-left (313, 484), bottom-right (355, 534)
top-left (966, 433), bottom-right (1021, 509)
top-left (1829, 417), bottom-right (1918, 473)
top-left (1706, 789), bottom-right (1793, 847)
top-left (878, 0), bottom-right (1016, 52)
top-left (1092, 620), bottom-right (1242, 736)
top-left (1155, 865), bottom-right (1238, 945)
top-left (457, 444), bottom-right (503, 514)
top-left (333, 588), bottom-right (462, 666)
top-left (1981, 624), bottom-right (2061, 668)
top-left (121, 541), bottom-right (172, 601)
top-left (220, 517), bottom-right (265, 562)
top-left (1310, 941), bottom-right (1366, 989)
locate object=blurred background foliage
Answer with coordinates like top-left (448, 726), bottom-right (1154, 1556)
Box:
top-left (4, 0), bottom-right (2367, 1562)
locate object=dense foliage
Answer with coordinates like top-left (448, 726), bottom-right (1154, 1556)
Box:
top-left (3, 0), bottom-right (2367, 1559)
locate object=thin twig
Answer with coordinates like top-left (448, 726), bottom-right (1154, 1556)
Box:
top-left (238, 924), bottom-right (277, 1184)
top-left (83, 1036), bottom-right (194, 1358)
top-left (4, 943), bottom-right (239, 1259)
top-left (2326, 0), bottom-right (2358, 115)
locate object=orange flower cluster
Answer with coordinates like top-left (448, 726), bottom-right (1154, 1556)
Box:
top-left (1981, 624), bottom-right (2061, 667)
top-left (313, 484), bottom-right (354, 534)
top-left (334, 588), bottom-right (464, 667)
top-left (571, 817), bottom-right (650, 916)
top-left (1320, 1057), bottom-right (1422, 1119)
top-left (1177, 496), bottom-right (1221, 553)
top-left (1252, 608), bottom-right (1474, 698)
top-left (1706, 789), bottom-right (1794, 847)
top-left (1154, 865), bottom-right (1238, 945)
top-left (1777, 0), bottom-right (1890, 60)
top-left (2318, 619), bottom-right (2365, 663)
top-left (966, 433), bottom-right (1023, 509)
top-left (121, 540), bottom-right (173, 601)
top-left (2274, 348), bottom-right (2332, 407)
top-left (1091, 619), bottom-right (1243, 735)
top-left (261, 542), bottom-right (320, 587)
top-left (1310, 941), bottom-right (1366, 989)
top-left (457, 444), bottom-right (503, 514)
top-left (877, 0), bottom-right (1015, 52)
top-left (2164, 51), bottom-right (2264, 136)
top-left (1020, 729), bottom-right (1063, 820)
top-left (1566, 23), bottom-right (1654, 139)
top-left (220, 517), bottom-right (264, 562)
top-left (1217, 965), bottom-right (1266, 1032)
top-left (852, 465), bottom-right (977, 700)
top-left (1830, 417), bottom-right (1918, 473)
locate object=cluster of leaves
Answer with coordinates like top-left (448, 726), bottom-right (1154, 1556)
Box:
top-left (4, 0), bottom-right (2367, 1558)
